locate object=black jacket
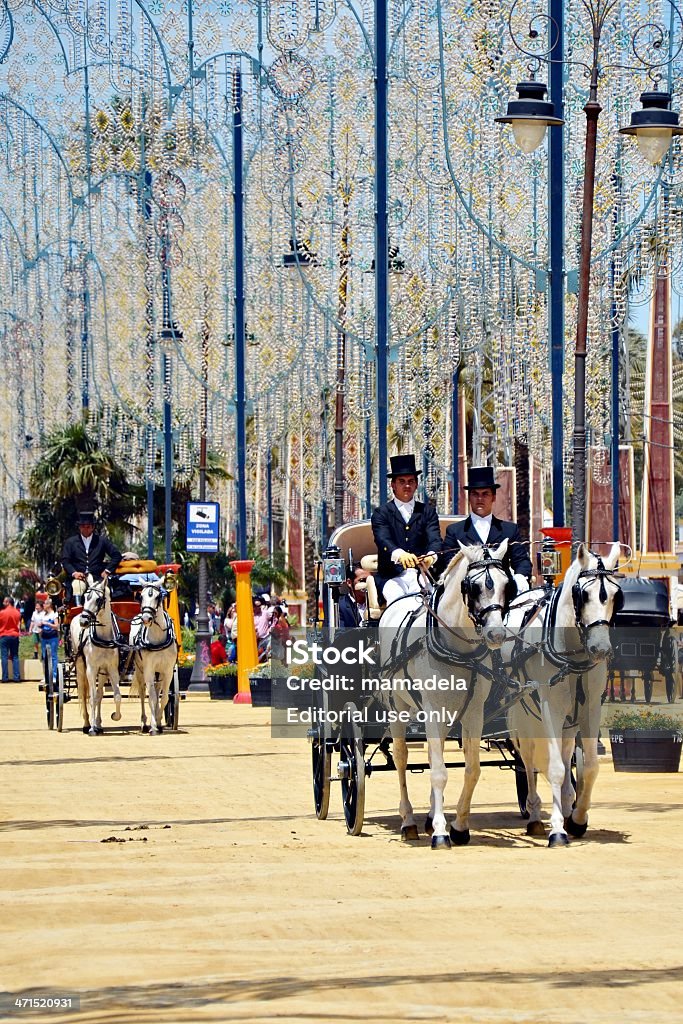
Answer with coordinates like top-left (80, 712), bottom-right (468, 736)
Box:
top-left (371, 499), bottom-right (443, 580)
top-left (61, 533), bottom-right (122, 579)
top-left (439, 516), bottom-right (532, 578)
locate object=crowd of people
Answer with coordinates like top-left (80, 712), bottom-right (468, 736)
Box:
top-left (207, 593), bottom-right (291, 667)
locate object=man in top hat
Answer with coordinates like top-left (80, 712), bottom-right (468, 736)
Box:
top-left (371, 454), bottom-right (443, 605)
top-left (61, 511), bottom-right (122, 601)
top-left (440, 466), bottom-right (532, 590)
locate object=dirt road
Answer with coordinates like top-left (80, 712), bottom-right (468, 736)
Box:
top-left (1, 684), bottom-right (682, 1024)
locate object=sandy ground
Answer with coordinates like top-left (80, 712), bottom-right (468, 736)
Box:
top-left (1, 682), bottom-right (683, 1024)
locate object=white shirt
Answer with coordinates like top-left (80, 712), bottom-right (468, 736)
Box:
top-left (82, 535), bottom-right (92, 553)
top-left (393, 497), bottom-right (415, 523)
top-left (470, 511), bottom-right (492, 544)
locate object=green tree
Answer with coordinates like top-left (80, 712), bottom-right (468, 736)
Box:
top-left (15, 420), bottom-right (145, 571)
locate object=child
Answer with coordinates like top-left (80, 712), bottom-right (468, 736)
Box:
top-left (29, 600), bottom-right (45, 659)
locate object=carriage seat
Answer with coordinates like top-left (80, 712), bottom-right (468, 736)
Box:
top-left (327, 515), bottom-right (466, 622)
top-left (111, 602), bottom-right (142, 636)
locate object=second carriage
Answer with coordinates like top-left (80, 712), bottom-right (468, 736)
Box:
top-left (40, 558), bottom-right (182, 733)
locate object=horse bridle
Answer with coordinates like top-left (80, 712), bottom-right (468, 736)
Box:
top-left (140, 585), bottom-right (164, 620)
top-left (571, 557), bottom-right (624, 644)
top-left (461, 550), bottom-right (515, 633)
top-left (78, 581), bottom-right (107, 625)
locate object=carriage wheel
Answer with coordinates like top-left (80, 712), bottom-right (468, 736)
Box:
top-left (311, 725), bottom-right (332, 819)
top-left (56, 664), bottom-right (65, 733)
top-left (665, 672), bottom-right (677, 704)
top-left (513, 752), bottom-right (530, 819)
top-left (339, 707), bottom-right (365, 836)
top-left (43, 650), bottom-right (54, 730)
top-left (163, 667), bottom-right (180, 731)
top-left (573, 740), bottom-right (585, 800)
top-left (643, 674), bottom-right (653, 705)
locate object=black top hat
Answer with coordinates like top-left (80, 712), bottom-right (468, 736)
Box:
top-left (464, 466), bottom-right (500, 491)
top-left (77, 510), bottom-right (96, 524)
top-left (387, 453), bottom-right (421, 478)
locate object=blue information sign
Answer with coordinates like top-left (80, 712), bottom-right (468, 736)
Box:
top-left (186, 501), bottom-right (220, 553)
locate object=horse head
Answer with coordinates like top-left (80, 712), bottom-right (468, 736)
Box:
top-left (564, 542), bottom-right (623, 661)
top-left (458, 539), bottom-right (515, 648)
top-left (78, 574), bottom-right (110, 626)
top-left (139, 583), bottom-right (165, 626)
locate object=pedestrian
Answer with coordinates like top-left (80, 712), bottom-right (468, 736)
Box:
top-left (39, 597), bottom-right (60, 682)
top-left (253, 597), bottom-right (273, 660)
top-left (0, 596), bottom-right (22, 682)
top-left (210, 633), bottom-right (228, 666)
top-left (269, 606), bottom-right (291, 660)
top-left (28, 599), bottom-right (45, 659)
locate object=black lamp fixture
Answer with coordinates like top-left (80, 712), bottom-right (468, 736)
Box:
top-left (495, 79), bottom-right (564, 153)
top-left (619, 88), bottom-right (683, 165)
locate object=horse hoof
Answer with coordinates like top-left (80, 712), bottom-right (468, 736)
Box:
top-left (82, 725), bottom-right (90, 734)
top-left (431, 834), bottom-right (452, 850)
top-left (111, 711), bottom-right (121, 721)
top-left (548, 832), bottom-right (569, 848)
top-left (526, 820), bottom-right (546, 838)
top-left (401, 825), bottom-right (419, 842)
top-left (141, 725), bottom-right (150, 734)
top-left (449, 826), bottom-right (470, 846)
top-left (564, 815), bottom-right (588, 838)
top-left (424, 816), bottom-right (433, 836)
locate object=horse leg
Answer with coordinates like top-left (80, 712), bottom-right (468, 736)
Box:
top-left (147, 670), bottom-right (161, 735)
top-left (565, 736), bottom-right (599, 837)
top-left (85, 664), bottom-right (101, 736)
top-left (449, 735), bottom-right (481, 846)
top-left (391, 722), bottom-right (418, 841)
top-left (560, 733), bottom-right (577, 819)
top-left (426, 724), bottom-right (450, 848)
top-left (517, 738), bottom-right (545, 837)
top-left (76, 658), bottom-right (90, 734)
top-left (535, 686), bottom-right (568, 846)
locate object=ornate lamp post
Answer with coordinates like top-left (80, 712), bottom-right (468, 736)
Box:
top-left (496, 0), bottom-right (683, 545)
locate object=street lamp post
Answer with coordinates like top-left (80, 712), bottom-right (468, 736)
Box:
top-left (496, 2), bottom-right (683, 546)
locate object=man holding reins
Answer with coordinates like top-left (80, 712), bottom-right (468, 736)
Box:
top-left (61, 511), bottom-right (122, 601)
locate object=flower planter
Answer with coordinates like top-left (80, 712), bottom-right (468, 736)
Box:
top-left (609, 729), bottom-right (682, 773)
top-left (249, 675), bottom-right (272, 707)
top-left (208, 675), bottom-right (238, 700)
top-left (177, 667), bottom-right (193, 692)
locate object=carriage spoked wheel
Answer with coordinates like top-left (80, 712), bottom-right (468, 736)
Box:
top-left (163, 666), bottom-right (180, 731)
top-left (338, 703), bottom-right (365, 836)
top-left (505, 740), bottom-right (529, 818)
top-left (55, 663), bottom-right (65, 733)
top-left (310, 686), bottom-right (332, 819)
top-left (43, 650), bottom-right (55, 730)
top-left (311, 721), bottom-right (332, 819)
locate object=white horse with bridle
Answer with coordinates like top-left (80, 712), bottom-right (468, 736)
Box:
top-left (70, 575), bottom-right (123, 735)
top-left (503, 543), bottom-right (622, 846)
top-left (378, 540), bottom-right (515, 848)
top-left (130, 582), bottom-right (178, 735)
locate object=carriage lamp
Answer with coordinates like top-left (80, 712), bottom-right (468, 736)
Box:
top-left (538, 539), bottom-right (562, 584)
top-left (163, 570), bottom-right (177, 591)
top-left (495, 79), bottom-right (564, 153)
top-left (618, 89), bottom-right (683, 165)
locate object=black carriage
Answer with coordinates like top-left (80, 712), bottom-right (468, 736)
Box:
top-left (607, 577), bottom-right (679, 705)
top-left (39, 559), bottom-right (181, 732)
top-left (306, 518), bottom-right (530, 836)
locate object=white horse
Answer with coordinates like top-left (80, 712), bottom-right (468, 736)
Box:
top-left (130, 583), bottom-right (178, 735)
top-left (504, 543), bottom-right (622, 846)
top-left (70, 575), bottom-right (123, 735)
top-left (378, 540), bottom-right (514, 848)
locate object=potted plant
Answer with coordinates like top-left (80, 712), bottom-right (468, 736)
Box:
top-left (248, 661), bottom-right (272, 707)
top-left (606, 709), bottom-right (683, 773)
top-left (206, 662), bottom-right (238, 700)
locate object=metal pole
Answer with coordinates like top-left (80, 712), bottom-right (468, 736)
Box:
top-left (267, 445), bottom-right (273, 560)
top-left (335, 186), bottom-right (350, 527)
top-left (375, 0), bottom-right (389, 503)
top-left (571, 87), bottom-right (601, 546)
top-left (610, 264), bottom-right (620, 543)
top-left (549, 0), bottom-right (565, 526)
top-left (162, 346), bottom-right (173, 564)
top-left (190, 293), bottom-right (211, 689)
top-left (451, 364), bottom-right (460, 514)
top-left (233, 67), bottom-right (248, 560)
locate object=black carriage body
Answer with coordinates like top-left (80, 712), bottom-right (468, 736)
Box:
top-left (611, 578), bottom-right (672, 673)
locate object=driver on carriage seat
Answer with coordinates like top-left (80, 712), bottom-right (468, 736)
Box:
top-left (61, 511), bottom-right (122, 603)
top-left (437, 466), bottom-right (532, 592)
top-left (369, 453), bottom-right (442, 615)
